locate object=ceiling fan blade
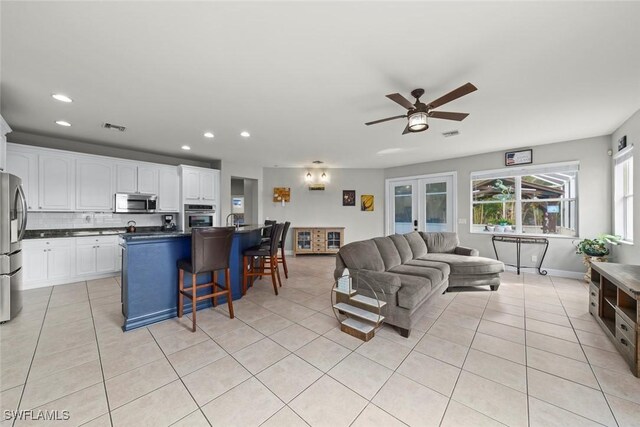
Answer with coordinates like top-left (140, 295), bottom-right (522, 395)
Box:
top-left (386, 93), bottom-right (415, 110)
top-left (365, 115), bottom-right (407, 126)
top-left (428, 111), bottom-right (469, 121)
top-left (427, 83), bottom-right (477, 109)
top-left (402, 124), bottom-right (410, 135)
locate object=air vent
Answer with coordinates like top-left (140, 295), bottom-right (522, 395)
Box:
top-left (102, 123), bottom-right (126, 132)
top-left (442, 130), bottom-right (459, 137)
top-left (312, 160), bottom-right (324, 164)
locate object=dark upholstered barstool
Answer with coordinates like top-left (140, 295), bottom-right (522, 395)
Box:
top-left (278, 221), bottom-right (291, 278)
top-left (243, 223), bottom-right (284, 295)
top-left (261, 220), bottom-right (277, 245)
top-left (177, 227), bottom-right (236, 332)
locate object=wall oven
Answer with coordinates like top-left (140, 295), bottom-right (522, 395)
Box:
top-left (184, 204), bottom-right (216, 232)
top-left (114, 193), bottom-right (157, 213)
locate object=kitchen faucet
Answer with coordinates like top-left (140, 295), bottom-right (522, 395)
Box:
top-left (226, 213), bottom-right (239, 228)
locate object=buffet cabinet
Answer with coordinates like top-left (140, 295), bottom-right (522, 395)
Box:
top-left (590, 262), bottom-right (640, 377)
top-left (293, 227), bottom-right (344, 255)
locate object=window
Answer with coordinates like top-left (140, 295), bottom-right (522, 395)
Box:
top-left (614, 147), bottom-right (633, 242)
top-left (471, 162), bottom-right (579, 237)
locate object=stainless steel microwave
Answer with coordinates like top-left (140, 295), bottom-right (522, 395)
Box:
top-left (114, 193), bottom-right (157, 213)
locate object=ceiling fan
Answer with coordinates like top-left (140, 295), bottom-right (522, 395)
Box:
top-left (365, 82), bottom-right (477, 134)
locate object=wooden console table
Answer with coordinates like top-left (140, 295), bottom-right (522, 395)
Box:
top-left (293, 227), bottom-right (344, 255)
top-left (491, 235), bottom-right (549, 275)
top-left (590, 262), bottom-right (640, 377)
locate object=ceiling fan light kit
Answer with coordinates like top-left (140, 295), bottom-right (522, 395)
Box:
top-left (366, 82), bottom-right (477, 135)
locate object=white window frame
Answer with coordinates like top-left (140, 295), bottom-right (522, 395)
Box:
top-left (614, 145), bottom-right (634, 243)
top-left (469, 161), bottom-right (579, 238)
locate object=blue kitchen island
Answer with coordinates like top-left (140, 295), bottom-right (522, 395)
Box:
top-left (119, 225), bottom-right (265, 331)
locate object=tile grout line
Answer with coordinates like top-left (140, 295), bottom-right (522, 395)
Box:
top-left (11, 286), bottom-right (53, 427)
top-left (86, 280), bottom-right (115, 427)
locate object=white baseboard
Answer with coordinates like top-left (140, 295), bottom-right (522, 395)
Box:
top-left (21, 271), bottom-right (120, 290)
top-left (504, 265), bottom-right (583, 280)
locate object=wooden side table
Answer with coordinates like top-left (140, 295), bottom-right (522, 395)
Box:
top-left (582, 255), bottom-right (607, 283)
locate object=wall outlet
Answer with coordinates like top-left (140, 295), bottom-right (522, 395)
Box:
top-left (531, 255), bottom-right (538, 262)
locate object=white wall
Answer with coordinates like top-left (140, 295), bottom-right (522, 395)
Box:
top-left (262, 168), bottom-right (385, 250)
top-left (611, 108), bottom-right (640, 265)
top-left (385, 136), bottom-right (612, 274)
top-left (220, 160), bottom-right (263, 225)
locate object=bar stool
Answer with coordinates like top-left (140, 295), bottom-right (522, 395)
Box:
top-left (278, 221), bottom-right (291, 278)
top-left (261, 219), bottom-right (277, 245)
top-left (243, 223), bottom-right (284, 295)
top-left (177, 227), bottom-right (236, 332)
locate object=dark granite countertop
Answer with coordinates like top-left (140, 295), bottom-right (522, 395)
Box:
top-left (120, 225), bottom-right (267, 241)
top-left (24, 226), bottom-right (172, 239)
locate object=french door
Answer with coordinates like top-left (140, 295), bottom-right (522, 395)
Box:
top-left (387, 173), bottom-right (455, 235)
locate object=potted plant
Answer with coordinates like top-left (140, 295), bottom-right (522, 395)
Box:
top-left (574, 234), bottom-right (621, 282)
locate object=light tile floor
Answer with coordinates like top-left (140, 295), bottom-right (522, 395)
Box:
top-left (2, 256), bottom-right (640, 426)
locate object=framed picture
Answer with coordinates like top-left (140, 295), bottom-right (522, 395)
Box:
top-left (505, 149), bottom-right (533, 166)
top-left (342, 190), bottom-right (355, 206)
top-left (618, 135), bottom-right (627, 151)
top-left (361, 194), bottom-right (374, 211)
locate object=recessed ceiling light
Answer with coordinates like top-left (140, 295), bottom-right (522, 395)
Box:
top-left (204, 132), bottom-right (214, 138)
top-left (55, 120), bottom-right (71, 127)
top-left (181, 145), bottom-right (191, 150)
top-left (52, 94), bottom-right (72, 103)
top-left (240, 131), bottom-right (250, 138)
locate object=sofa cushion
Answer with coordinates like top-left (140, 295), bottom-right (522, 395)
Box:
top-left (420, 254), bottom-right (505, 275)
top-left (389, 234), bottom-right (413, 263)
top-left (403, 231), bottom-right (428, 259)
top-left (373, 237), bottom-right (402, 270)
top-left (339, 240), bottom-right (385, 272)
top-left (394, 274), bottom-right (433, 310)
top-left (405, 259), bottom-right (451, 277)
top-left (388, 264), bottom-right (446, 285)
top-left (420, 232), bottom-right (459, 254)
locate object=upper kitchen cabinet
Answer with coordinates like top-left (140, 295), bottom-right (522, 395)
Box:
top-left (158, 167), bottom-right (180, 212)
top-left (6, 146), bottom-right (38, 210)
top-left (76, 158), bottom-right (114, 211)
top-left (38, 153), bottom-right (75, 211)
top-left (115, 163), bottom-right (159, 195)
top-left (180, 165), bottom-right (219, 205)
top-left (0, 115), bottom-right (11, 171)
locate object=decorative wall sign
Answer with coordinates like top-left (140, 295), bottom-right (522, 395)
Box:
top-left (343, 190), bottom-right (356, 206)
top-left (309, 184), bottom-right (325, 191)
top-left (618, 135), bottom-right (627, 151)
top-left (505, 149), bottom-right (533, 166)
top-left (273, 187), bottom-right (290, 203)
top-left (361, 194), bottom-right (374, 211)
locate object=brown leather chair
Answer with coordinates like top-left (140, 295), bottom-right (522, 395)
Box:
top-left (243, 223), bottom-right (284, 295)
top-left (177, 227), bottom-right (236, 332)
top-left (278, 221), bottom-right (291, 278)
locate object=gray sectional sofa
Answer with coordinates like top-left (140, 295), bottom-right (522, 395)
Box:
top-left (334, 231), bottom-right (504, 337)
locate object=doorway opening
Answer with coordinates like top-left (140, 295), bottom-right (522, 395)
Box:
top-left (231, 177), bottom-right (258, 225)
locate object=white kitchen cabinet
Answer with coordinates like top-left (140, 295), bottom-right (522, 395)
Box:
top-left (76, 236), bottom-right (118, 276)
top-left (158, 167), bottom-right (180, 212)
top-left (23, 238), bottom-right (75, 285)
top-left (76, 158), bottom-right (113, 211)
top-left (137, 166), bottom-right (158, 194)
top-left (39, 153), bottom-right (75, 211)
top-left (115, 163), bottom-right (158, 195)
top-left (6, 147), bottom-right (38, 210)
top-left (180, 165), bottom-right (219, 205)
top-left (116, 164), bottom-right (137, 193)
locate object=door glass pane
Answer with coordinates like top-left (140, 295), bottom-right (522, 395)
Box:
top-left (425, 182), bottom-right (447, 231)
top-left (394, 185), bottom-right (413, 234)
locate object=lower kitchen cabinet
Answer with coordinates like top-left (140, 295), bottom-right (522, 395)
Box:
top-left (23, 238), bottom-right (75, 284)
top-left (22, 236), bottom-right (120, 288)
top-left (76, 236), bottom-right (118, 275)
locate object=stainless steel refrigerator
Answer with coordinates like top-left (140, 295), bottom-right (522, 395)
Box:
top-left (1, 172), bottom-right (27, 322)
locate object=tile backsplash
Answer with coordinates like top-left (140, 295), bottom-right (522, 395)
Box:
top-left (26, 212), bottom-right (168, 230)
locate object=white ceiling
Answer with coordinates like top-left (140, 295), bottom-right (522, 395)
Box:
top-left (2, 1), bottom-right (640, 169)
